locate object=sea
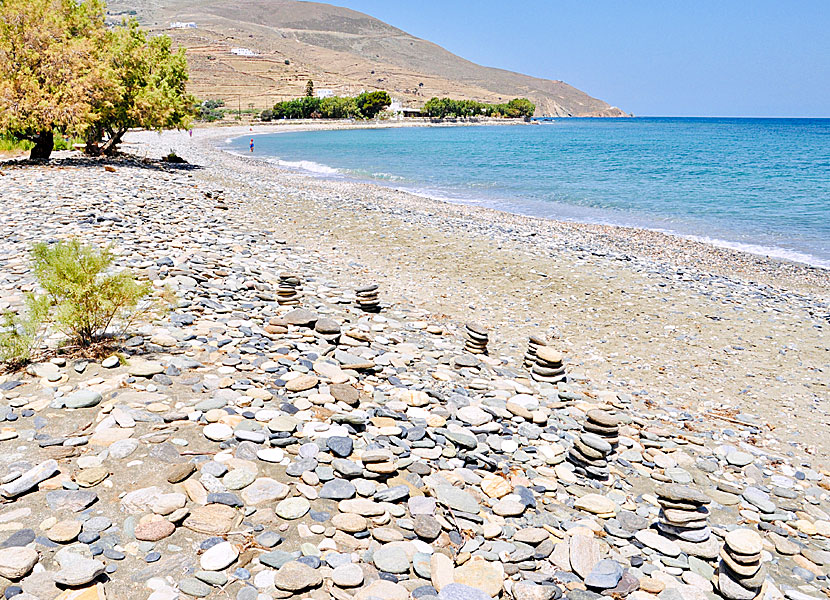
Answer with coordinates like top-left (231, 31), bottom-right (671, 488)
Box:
top-left (225, 118), bottom-right (830, 269)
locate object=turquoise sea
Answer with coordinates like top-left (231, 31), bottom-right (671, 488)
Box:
top-left (226, 118), bottom-right (830, 268)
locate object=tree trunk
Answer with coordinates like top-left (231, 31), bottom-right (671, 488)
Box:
top-left (84, 127), bottom-right (102, 156)
top-left (29, 130), bottom-right (53, 160)
top-left (100, 129), bottom-right (126, 156)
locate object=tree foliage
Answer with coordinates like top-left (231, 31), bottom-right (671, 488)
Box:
top-left (198, 99), bottom-right (225, 122)
top-left (266, 91), bottom-right (389, 121)
top-left (0, 0), bottom-right (110, 158)
top-left (423, 97), bottom-right (536, 119)
top-left (0, 0), bottom-right (193, 159)
top-left (356, 91), bottom-right (391, 119)
top-left (305, 79), bottom-right (314, 97)
top-left (319, 96), bottom-right (359, 119)
top-left (86, 19), bottom-right (193, 155)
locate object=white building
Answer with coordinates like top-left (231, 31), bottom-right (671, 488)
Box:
top-left (230, 47), bottom-right (258, 57)
top-left (169, 22), bottom-right (197, 29)
top-left (315, 89), bottom-right (335, 99)
top-left (388, 98), bottom-right (404, 119)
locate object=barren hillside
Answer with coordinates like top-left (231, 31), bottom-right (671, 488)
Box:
top-left (107, 0), bottom-right (627, 116)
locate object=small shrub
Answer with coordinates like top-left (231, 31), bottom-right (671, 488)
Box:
top-left (31, 240), bottom-right (153, 348)
top-left (1, 240), bottom-right (161, 368)
top-left (0, 295), bottom-right (50, 366)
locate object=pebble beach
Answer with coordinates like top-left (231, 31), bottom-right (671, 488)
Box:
top-left (0, 122), bottom-right (827, 600)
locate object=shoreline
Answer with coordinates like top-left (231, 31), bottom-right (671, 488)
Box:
top-left (213, 121), bottom-right (830, 281)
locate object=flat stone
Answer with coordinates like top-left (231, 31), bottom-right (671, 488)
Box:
top-left (320, 479), bottom-right (356, 500)
top-left (570, 534), bottom-right (601, 578)
top-left (275, 497), bottom-right (310, 520)
top-left (134, 520), bottom-right (175, 541)
top-left (635, 530), bottom-right (681, 557)
top-left (47, 520), bottom-right (81, 543)
top-left (453, 558), bottom-right (504, 597)
top-left (331, 513), bottom-right (367, 533)
top-left (179, 577), bottom-right (212, 597)
top-left (64, 390), bottom-right (102, 409)
top-left (657, 484), bottom-right (711, 505)
top-left (184, 504), bottom-right (237, 535)
top-left (129, 361), bottom-right (165, 377)
top-left (438, 583), bottom-right (492, 600)
top-left (203, 423), bottom-right (233, 442)
top-left (574, 494), bottom-right (615, 515)
top-left (240, 478), bottom-right (289, 505)
top-left (374, 545), bottom-right (410, 573)
top-left (332, 563), bottom-right (363, 587)
top-left (274, 561), bottom-right (322, 591)
top-left (0, 547), bottom-right (38, 579)
top-left (1, 460), bottom-right (58, 497)
top-left (167, 463), bottom-right (196, 483)
top-left (436, 486), bottom-right (480, 514)
top-left (725, 528), bottom-right (763, 556)
top-left (53, 550), bottom-right (105, 586)
top-left (200, 541), bottom-right (238, 571)
top-left (584, 559), bottom-right (623, 589)
top-left (493, 498), bottom-right (525, 517)
top-left (285, 374), bottom-right (318, 392)
top-left (356, 580), bottom-right (409, 600)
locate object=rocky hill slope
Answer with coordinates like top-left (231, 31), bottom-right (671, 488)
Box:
top-left (107, 0), bottom-right (627, 116)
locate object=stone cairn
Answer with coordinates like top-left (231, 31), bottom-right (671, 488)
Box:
top-left (355, 284), bottom-right (380, 312)
top-left (655, 484), bottom-right (712, 546)
top-left (584, 409), bottom-right (620, 449)
top-left (463, 323), bottom-right (489, 355)
top-left (716, 528), bottom-right (766, 600)
top-left (568, 431), bottom-right (613, 481)
top-left (276, 272), bottom-right (301, 306)
top-left (523, 335), bottom-right (547, 368)
top-left (530, 346), bottom-right (567, 384)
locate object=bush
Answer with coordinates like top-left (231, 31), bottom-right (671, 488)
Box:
top-left (0, 240), bottom-right (158, 366)
top-left (319, 96), bottom-right (359, 119)
top-left (355, 91), bottom-right (391, 119)
top-left (271, 97), bottom-right (321, 120)
top-left (197, 99), bottom-right (225, 122)
top-left (423, 97), bottom-right (535, 119)
top-left (31, 240), bottom-right (153, 348)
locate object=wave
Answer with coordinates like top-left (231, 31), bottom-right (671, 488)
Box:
top-left (269, 158), bottom-right (340, 175)
top-left (684, 235), bottom-right (830, 270)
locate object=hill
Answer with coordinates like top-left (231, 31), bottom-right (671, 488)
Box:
top-left (107, 0), bottom-right (627, 117)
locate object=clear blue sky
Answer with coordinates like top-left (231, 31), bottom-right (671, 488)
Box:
top-left (328, 0), bottom-right (829, 117)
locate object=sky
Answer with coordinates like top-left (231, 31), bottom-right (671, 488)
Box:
top-left (328, 0), bottom-right (829, 117)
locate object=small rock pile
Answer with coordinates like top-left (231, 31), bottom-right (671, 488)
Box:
top-left (276, 272), bottom-right (302, 305)
top-left (655, 484), bottom-right (713, 549)
top-left (522, 335), bottom-right (546, 368)
top-left (463, 322), bottom-right (489, 354)
top-left (584, 408), bottom-right (620, 449)
top-left (530, 346), bottom-right (566, 384)
top-left (567, 431), bottom-right (613, 481)
top-left (355, 283), bottom-right (380, 311)
top-left (716, 528), bottom-right (766, 600)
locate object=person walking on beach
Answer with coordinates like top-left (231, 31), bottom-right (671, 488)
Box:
top-left (250, 139), bottom-right (254, 153)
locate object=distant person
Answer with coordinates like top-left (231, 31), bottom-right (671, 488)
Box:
top-left (189, 129), bottom-right (193, 138)
top-left (250, 139), bottom-right (254, 153)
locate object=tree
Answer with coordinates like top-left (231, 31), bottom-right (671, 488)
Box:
top-left (356, 91), bottom-right (391, 119)
top-left (86, 19), bottom-right (193, 155)
top-left (320, 96), bottom-right (358, 119)
top-left (305, 79), bottom-right (314, 97)
top-left (0, 0), bottom-right (110, 159)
